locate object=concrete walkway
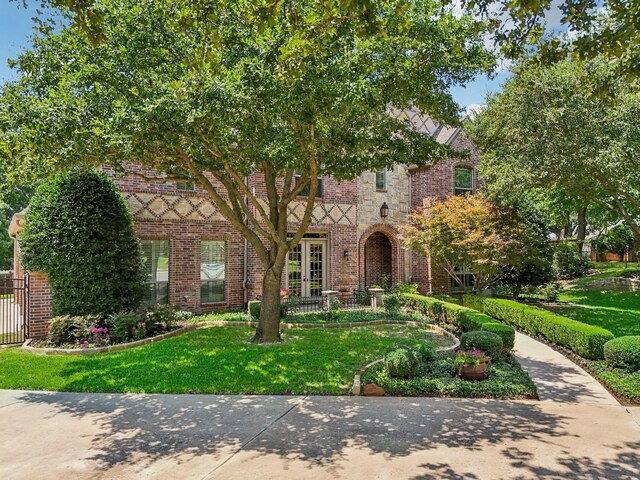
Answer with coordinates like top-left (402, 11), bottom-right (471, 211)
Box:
top-left (0, 333), bottom-right (638, 479)
top-left (512, 331), bottom-right (619, 405)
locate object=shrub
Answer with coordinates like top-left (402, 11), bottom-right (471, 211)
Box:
top-left (384, 345), bottom-right (422, 379)
top-left (144, 304), bottom-right (182, 333)
top-left (464, 295), bottom-right (614, 359)
top-left (48, 315), bottom-right (100, 345)
top-left (460, 331), bottom-right (503, 359)
top-left (604, 336), bottom-right (640, 372)
top-left (248, 300), bottom-right (261, 320)
top-left (106, 313), bottom-right (145, 342)
top-left (382, 292), bottom-right (401, 314)
top-left (399, 294), bottom-right (515, 353)
top-left (418, 343), bottom-right (437, 363)
top-left (397, 282), bottom-right (420, 295)
top-left (553, 241), bottom-right (589, 280)
top-left (20, 169), bottom-right (146, 315)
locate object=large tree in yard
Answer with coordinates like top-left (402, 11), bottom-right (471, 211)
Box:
top-left (403, 193), bottom-right (543, 292)
top-left (0, 0), bottom-right (493, 342)
top-left (467, 58), bottom-right (640, 259)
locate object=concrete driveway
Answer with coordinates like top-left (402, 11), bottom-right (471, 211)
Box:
top-left (0, 390), bottom-right (638, 480)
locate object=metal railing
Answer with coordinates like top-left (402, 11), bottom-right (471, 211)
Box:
top-left (281, 289), bottom-right (374, 315)
top-left (0, 274), bottom-right (29, 345)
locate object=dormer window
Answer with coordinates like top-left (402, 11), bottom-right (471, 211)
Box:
top-left (454, 166), bottom-right (473, 195)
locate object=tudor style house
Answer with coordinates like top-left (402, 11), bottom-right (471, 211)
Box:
top-left (10, 109), bottom-right (479, 336)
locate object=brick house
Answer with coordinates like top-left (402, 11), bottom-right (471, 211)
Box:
top-left (9, 110), bottom-right (480, 336)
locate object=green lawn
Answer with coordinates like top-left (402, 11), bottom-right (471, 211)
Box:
top-left (545, 262), bottom-right (640, 337)
top-left (0, 324), bottom-right (452, 394)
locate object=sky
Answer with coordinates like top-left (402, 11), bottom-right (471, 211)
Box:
top-left (0, 2), bottom-right (567, 110)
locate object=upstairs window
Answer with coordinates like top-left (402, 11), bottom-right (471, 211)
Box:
top-left (201, 240), bottom-right (225, 303)
top-left (375, 169), bottom-right (387, 190)
top-left (295, 171), bottom-right (323, 198)
top-left (454, 166), bottom-right (473, 195)
top-left (176, 181), bottom-right (195, 191)
top-left (140, 240), bottom-right (169, 305)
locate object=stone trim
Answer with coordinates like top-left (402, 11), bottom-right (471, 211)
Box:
top-left (350, 323), bottom-right (460, 395)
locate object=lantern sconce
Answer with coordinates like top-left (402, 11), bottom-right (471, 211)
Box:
top-left (343, 249), bottom-right (352, 260)
top-left (380, 202), bottom-right (389, 219)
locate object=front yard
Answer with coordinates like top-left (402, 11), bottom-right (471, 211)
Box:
top-left (0, 324), bottom-right (453, 395)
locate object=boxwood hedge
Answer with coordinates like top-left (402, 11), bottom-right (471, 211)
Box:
top-left (463, 295), bottom-right (614, 360)
top-left (604, 336), bottom-right (640, 371)
top-left (400, 294), bottom-right (515, 352)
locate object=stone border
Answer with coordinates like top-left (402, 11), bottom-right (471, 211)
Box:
top-left (350, 323), bottom-right (460, 395)
top-left (21, 325), bottom-right (197, 356)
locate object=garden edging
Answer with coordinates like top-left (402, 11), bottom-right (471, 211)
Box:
top-left (350, 323), bottom-right (460, 395)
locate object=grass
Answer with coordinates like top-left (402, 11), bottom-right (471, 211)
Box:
top-left (0, 324), bottom-right (453, 395)
top-left (361, 354), bottom-right (537, 399)
top-left (538, 262), bottom-right (640, 338)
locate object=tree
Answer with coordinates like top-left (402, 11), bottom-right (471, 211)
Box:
top-left (592, 224), bottom-right (634, 258)
top-left (453, 0), bottom-right (640, 79)
top-left (467, 58), bottom-right (640, 259)
top-left (20, 169), bottom-right (146, 315)
top-left (403, 193), bottom-right (541, 292)
top-left (0, 0), bottom-right (494, 342)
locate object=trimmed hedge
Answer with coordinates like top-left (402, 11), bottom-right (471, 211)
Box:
top-left (604, 336), bottom-right (640, 372)
top-left (460, 331), bottom-right (503, 359)
top-left (463, 295), bottom-right (614, 360)
top-left (400, 294), bottom-right (515, 352)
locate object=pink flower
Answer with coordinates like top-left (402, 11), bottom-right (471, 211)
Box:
top-left (141, 322), bottom-right (146, 328)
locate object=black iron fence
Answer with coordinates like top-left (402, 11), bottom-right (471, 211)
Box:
top-left (281, 289), bottom-right (374, 315)
top-left (0, 274), bottom-right (29, 344)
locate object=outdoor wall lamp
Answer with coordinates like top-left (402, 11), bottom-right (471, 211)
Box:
top-left (343, 250), bottom-right (352, 260)
top-left (380, 202), bottom-right (389, 219)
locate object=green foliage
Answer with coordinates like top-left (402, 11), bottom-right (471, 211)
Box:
top-left (384, 345), bottom-right (423, 379)
top-left (604, 336), bottom-right (640, 372)
top-left (106, 313), bottom-right (145, 343)
top-left (362, 354), bottom-right (537, 399)
top-left (400, 293), bottom-right (515, 351)
top-left (584, 360), bottom-right (640, 404)
top-left (418, 343), bottom-right (437, 363)
top-left (553, 242), bottom-right (590, 280)
top-left (460, 331), bottom-right (503, 359)
top-left (248, 301), bottom-right (261, 320)
top-left (464, 295), bottom-right (615, 359)
top-left (48, 315), bottom-right (100, 345)
top-left (592, 224), bottom-right (634, 256)
top-left (20, 170), bottom-right (146, 316)
top-left (397, 282), bottom-right (420, 295)
top-left (404, 193), bottom-right (547, 292)
top-left (382, 292), bottom-right (402, 314)
top-left (0, 182), bottom-right (33, 270)
top-left (143, 304), bottom-right (183, 333)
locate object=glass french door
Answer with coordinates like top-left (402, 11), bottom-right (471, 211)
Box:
top-left (287, 240), bottom-right (327, 298)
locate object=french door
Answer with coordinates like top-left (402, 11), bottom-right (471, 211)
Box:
top-left (287, 239), bottom-right (327, 298)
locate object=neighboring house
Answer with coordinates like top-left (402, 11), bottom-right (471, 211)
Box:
top-left (9, 109), bottom-right (480, 336)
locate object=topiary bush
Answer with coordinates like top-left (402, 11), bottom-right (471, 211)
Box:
top-left (481, 323), bottom-right (515, 353)
top-left (48, 315), bottom-right (100, 345)
top-left (604, 336), bottom-right (640, 372)
top-left (553, 241), bottom-right (590, 280)
top-left (248, 300), bottom-right (261, 320)
top-left (384, 345), bottom-right (422, 379)
top-left (20, 169), bottom-right (146, 316)
top-left (460, 331), bottom-right (503, 359)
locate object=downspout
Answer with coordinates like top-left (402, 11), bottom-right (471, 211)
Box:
top-left (242, 176), bottom-right (249, 306)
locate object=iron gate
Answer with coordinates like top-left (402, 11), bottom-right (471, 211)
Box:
top-left (0, 274), bottom-right (29, 344)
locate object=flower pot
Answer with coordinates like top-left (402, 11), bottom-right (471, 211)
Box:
top-left (459, 363), bottom-right (487, 381)
top-left (340, 291), bottom-right (350, 300)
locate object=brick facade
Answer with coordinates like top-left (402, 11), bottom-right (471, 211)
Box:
top-left (11, 120), bottom-right (481, 338)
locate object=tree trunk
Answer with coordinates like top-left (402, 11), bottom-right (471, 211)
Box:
top-left (576, 207), bottom-right (587, 252)
top-left (632, 229), bottom-right (640, 263)
top-left (252, 263), bottom-right (285, 343)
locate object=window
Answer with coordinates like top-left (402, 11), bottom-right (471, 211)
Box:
top-left (176, 181), bottom-right (195, 191)
top-left (451, 265), bottom-right (475, 292)
top-left (140, 240), bottom-right (169, 305)
top-left (295, 171), bottom-right (323, 198)
top-left (201, 240), bottom-right (225, 303)
top-left (454, 166), bottom-right (473, 195)
top-left (375, 169), bottom-right (386, 190)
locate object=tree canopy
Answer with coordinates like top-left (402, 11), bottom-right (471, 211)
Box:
top-left (467, 58), bottom-right (640, 256)
top-left (1, 0), bottom-right (494, 342)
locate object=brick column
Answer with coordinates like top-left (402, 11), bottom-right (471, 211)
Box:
top-left (28, 272), bottom-right (53, 339)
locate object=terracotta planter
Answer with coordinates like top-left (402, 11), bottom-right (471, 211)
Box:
top-left (459, 363), bottom-right (487, 381)
top-left (340, 291), bottom-right (350, 300)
